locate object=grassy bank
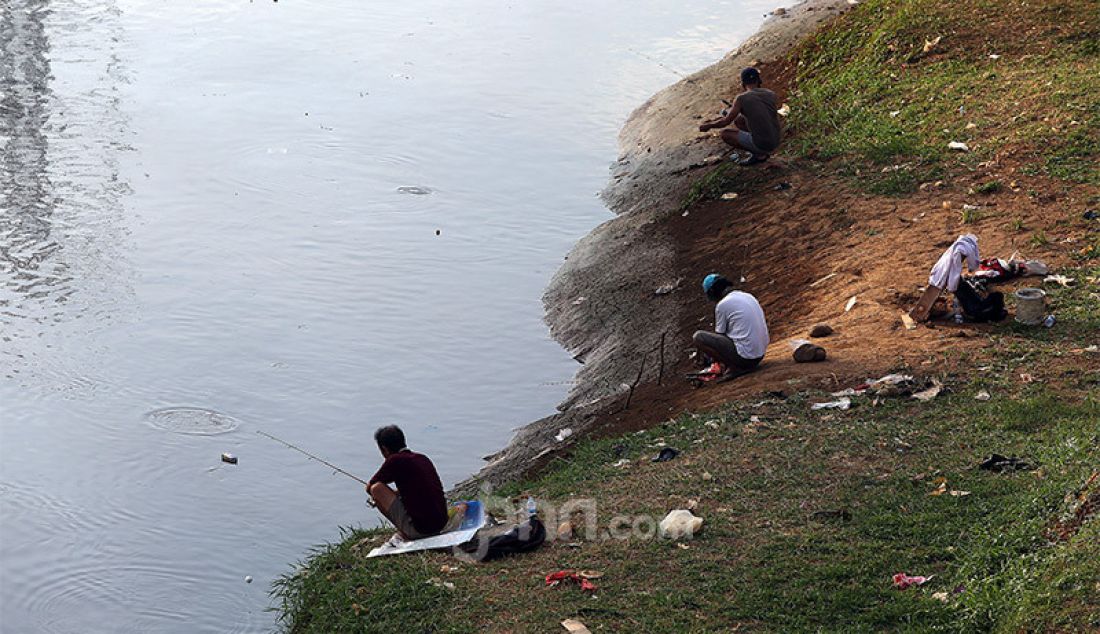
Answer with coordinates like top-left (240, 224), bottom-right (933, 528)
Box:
top-left (274, 268), bottom-right (1098, 633)
top-left (786, 0), bottom-right (1098, 195)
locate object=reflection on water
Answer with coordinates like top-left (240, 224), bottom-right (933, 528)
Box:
top-left (0, 0), bottom-right (774, 631)
top-left (1, 0), bottom-right (132, 365)
top-left (0, 0), bottom-right (60, 325)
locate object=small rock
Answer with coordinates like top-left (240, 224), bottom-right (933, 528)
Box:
top-left (773, 6), bottom-right (786, 15)
top-left (809, 324), bottom-right (833, 338)
top-left (245, 575), bottom-right (253, 583)
top-left (974, 390), bottom-right (991, 401)
top-left (720, 192), bottom-right (739, 200)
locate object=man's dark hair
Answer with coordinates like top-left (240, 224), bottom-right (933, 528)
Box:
top-left (740, 67), bottom-right (762, 86)
top-left (374, 425), bottom-right (407, 453)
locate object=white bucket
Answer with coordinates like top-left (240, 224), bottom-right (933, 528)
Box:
top-left (1015, 288), bottom-right (1046, 325)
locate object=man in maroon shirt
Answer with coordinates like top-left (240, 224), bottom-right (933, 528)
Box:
top-left (366, 425), bottom-right (449, 539)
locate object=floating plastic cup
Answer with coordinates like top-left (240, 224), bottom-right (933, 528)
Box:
top-left (1014, 288), bottom-right (1046, 326)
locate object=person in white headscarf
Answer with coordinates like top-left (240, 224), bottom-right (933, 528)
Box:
top-left (928, 234), bottom-right (1007, 322)
top-left (928, 234), bottom-right (980, 292)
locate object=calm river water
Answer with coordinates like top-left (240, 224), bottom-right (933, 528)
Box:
top-left (0, 0), bottom-right (772, 630)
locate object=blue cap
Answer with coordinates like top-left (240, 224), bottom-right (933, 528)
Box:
top-left (702, 274), bottom-right (721, 293)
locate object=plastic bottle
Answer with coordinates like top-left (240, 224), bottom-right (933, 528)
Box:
top-left (526, 495), bottom-right (537, 518)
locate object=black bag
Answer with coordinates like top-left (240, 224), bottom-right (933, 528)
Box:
top-left (955, 278), bottom-right (1007, 323)
top-left (459, 517), bottom-right (546, 562)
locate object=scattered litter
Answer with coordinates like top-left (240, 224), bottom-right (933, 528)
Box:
top-left (932, 591), bottom-right (949, 602)
top-left (555, 428), bottom-right (573, 442)
top-left (811, 397), bottom-right (851, 411)
top-left (844, 295), bottom-right (858, 312)
top-left (561, 619), bottom-right (592, 634)
top-left (965, 122), bottom-right (978, 130)
top-left (654, 278), bottom-right (683, 295)
top-left (704, 420), bottom-right (720, 429)
top-left (911, 380), bottom-right (943, 402)
top-left (988, 53), bottom-right (1001, 59)
top-left (1043, 274), bottom-right (1075, 288)
top-left (811, 509), bottom-right (852, 522)
top-left (545, 570), bottom-right (599, 593)
top-left (396, 186), bottom-right (432, 195)
top-left (676, 542), bottom-right (690, 550)
top-left (928, 476), bottom-right (969, 497)
top-left (1043, 314), bottom-right (1056, 328)
top-left (244, 575), bottom-right (253, 583)
top-left (809, 272), bottom-right (838, 288)
top-left (948, 141), bottom-right (969, 152)
top-left (721, 192), bottom-right (739, 200)
top-left (773, 182), bottom-right (792, 191)
top-left (893, 573), bottom-right (933, 589)
top-left (701, 471), bottom-right (713, 481)
top-left (1084, 210), bottom-right (1099, 220)
top-left (1019, 373), bottom-right (1035, 383)
top-left (889, 110), bottom-right (901, 118)
top-left (810, 323), bottom-right (834, 337)
top-left (978, 454), bottom-right (1034, 472)
top-left (974, 390), bottom-right (991, 401)
top-left (777, 104), bottom-right (790, 117)
top-left (652, 447), bottom-right (680, 462)
top-left (922, 35), bottom-right (942, 54)
top-left (557, 522), bottom-right (573, 540)
top-left (427, 577), bottom-right (456, 590)
top-left (658, 509), bottom-right (705, 539)
top-left (611, 459), bottom-right (630, 468)
top-left (571, 296), bottom-right (586, 306)
top-left (221, 452), bottom-right (238, 465)
top-left (900, 313), bottom-right (917, 330)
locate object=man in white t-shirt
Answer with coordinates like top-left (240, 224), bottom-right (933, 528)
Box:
top-left (692, 273), bottom-right (769, 382)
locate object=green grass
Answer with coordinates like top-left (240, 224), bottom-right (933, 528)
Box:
top-left (785, 0), bottom-right (1100, 193)
top-left (275, 272), bottom-right (1100, 632)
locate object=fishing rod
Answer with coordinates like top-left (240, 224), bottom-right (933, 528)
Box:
top-left (255, 430), bottom-right (372, 487)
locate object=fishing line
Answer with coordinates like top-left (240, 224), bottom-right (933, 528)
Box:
top-left (255, 429), bottom-right (371, 486)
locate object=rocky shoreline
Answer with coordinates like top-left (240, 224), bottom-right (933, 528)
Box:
top-left (453, 0), bottom-right (854, 497)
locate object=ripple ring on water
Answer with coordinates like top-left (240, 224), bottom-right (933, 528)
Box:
top-left (143, 407), bottom-right (240, 435)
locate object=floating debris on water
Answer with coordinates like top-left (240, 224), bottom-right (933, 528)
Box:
top-left (396, 186), bottom-right (432, 195)
top-left (221, 452), bottom-right (238, 465)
